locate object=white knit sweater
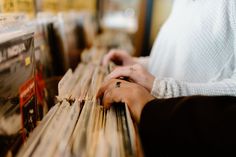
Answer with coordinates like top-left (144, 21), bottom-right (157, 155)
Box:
top-left (139, 0), bottom-right (236, 98)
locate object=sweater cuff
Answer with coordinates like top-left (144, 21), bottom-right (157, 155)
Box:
top-left (151, 78), bottom-right (180, 99)
top-left (151, 78), bottom-right (164, 98)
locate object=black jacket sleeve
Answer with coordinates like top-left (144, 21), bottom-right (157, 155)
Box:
top-left (139, 96), bottom-right (236, 157)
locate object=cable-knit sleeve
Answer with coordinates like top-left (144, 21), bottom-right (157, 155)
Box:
top-left (151, 77), bottom-right (236, 98)
top-left (151, 0), bottom-right (236, 99)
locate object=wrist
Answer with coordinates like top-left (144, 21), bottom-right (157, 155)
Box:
top-left (146, 75), bottom-right (155, 92)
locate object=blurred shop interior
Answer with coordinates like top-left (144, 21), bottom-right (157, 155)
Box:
top-left (0, 0), bottom-right (172, 157)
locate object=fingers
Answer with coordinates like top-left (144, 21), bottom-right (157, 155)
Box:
top-left (96, 79), bottom-right (125, 101)
top-left (102, 49), bottom-right (122, 66)
top-left (96, 79), bottom-right (129, 108)
top-left (96, 79), bottom-right (116, 100)
top-left (102, 49), bottom-right (132, 66)
top-left (102, 50), bottom-right (115, 66)
top-left (104, 64), bottom-right (155, 92)
top-left (96, 78), bottom-right (155, 123)
top-left (102, 87), bottom-right (124, 108)
top-left (105, 65), bottom-right (135, 81)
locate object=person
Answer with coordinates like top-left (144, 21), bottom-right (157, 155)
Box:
top-left (97, 0), bottom-right (236, 156)
top-left (102, 0), bottom-right (236, 98)
top-left (96, 79), bottom-right (236, 156)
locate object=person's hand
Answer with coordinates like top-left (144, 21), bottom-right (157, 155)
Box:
top-left (102, 49), bottom-right (137, 66)
top-left (105, 64), bottom-right (155, 92)
top-left (96, 79), bottom-right (155, 123)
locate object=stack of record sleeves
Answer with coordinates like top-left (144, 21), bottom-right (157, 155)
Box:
top-left (17, 48), bottom-right (143, 157)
